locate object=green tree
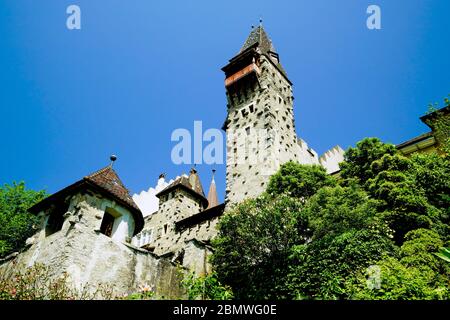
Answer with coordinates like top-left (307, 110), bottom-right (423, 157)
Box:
top-left (340, 138), bottom-right (397, 187)
top-left (211, 194), bottom-right (306, 299)
top-left (266, 162), bottom-right (335, 200)
top-left (212, 112), bottom-right (450, 300)
top-left (0, 182), bottom-right (47, 258)
top-left (180, 271), bottom-right (233, 300)
top-left (426, 95), bottom-right (450, 154)
top-left (304, 184), bottom-right (385, 240)
top-left (340, 138), bottom-right (449, 244)
top-left (348, 257), bottom-right (447, 300)
top-left (348, 229), bottom-right (449, 300)
top-left (287, 185), bottom-right (396, 299)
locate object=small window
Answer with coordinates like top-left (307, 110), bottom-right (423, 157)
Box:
top-left (249, 105), bottom-right (254, 113)
top-left (245, 127), bottom-right (251, 135)
top-left (100, 212), bottom-right (115, 237)
top-left (45, 202), bottom-right (68, 237)
top-left (164, 224), bottom-right (168, 234)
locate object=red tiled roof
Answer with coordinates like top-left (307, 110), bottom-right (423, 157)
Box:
top-left (28, 165), bottom-right (144, 235)
top-left (84, 166), bottom-right (140, 212)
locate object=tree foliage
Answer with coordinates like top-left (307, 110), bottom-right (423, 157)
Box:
top-left (266, 162), bottom-right (335, 200)
top-left (212, 194), bottom-right (306, 299)
top-left (212, 106), bottom-right (450, 300)
top-left (0, 182), bottom-right (47, 258)
top-left (180, 271), bottom-right (233, 300)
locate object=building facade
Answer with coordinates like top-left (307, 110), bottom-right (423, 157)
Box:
top-left (0, 26), bottom-right (377, 298)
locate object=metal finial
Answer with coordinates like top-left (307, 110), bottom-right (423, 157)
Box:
top-left (259, 18), bottom-right (263, 26)
top-left (110, 154), bottom-right (117, 167)
top-left (211, 169), bottom-right (216, 183)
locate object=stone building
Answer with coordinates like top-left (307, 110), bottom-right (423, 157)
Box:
top-left (222, 25), bottom-right (343, 204)
top-left (0, 165), bottom-right (184, 297)
top-left (0, 25), bottom-right (351, 297)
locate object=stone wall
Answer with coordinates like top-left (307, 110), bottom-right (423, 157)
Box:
top-left (0, 223), bottom-right (185, 298)
top-left (140, 187), bottom-right (206, 255)
top-left (225, 54), bottom-right (302, 205)
top-left (0, 189), bottom-right (187, 299)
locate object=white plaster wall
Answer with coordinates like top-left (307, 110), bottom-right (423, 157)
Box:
top-left (296, 138), bottom-right (321, 165)
top-left (319, 145), bottom-right (345, 174)
top-left (99, 198), bottom-right (135, 243)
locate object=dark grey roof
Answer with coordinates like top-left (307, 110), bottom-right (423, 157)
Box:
top-left (240, 25), bottom-right (276, 54)
top-left (237, 25), bottom-right (288, 80)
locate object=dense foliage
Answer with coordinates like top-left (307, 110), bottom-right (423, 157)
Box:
top-left (212, 194), bottom-right (307, 299)
top-left (212, 102), bottom-right (449, 299)
top-left (0, 263), bottom-right (114, 300)
top-left (0, 182), bottom-right (47, 258)
top-left (181, 271), bottom-right (233, 300)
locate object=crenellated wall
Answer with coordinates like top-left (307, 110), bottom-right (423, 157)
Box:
top-left (319, 145), bottom-right (345, 174)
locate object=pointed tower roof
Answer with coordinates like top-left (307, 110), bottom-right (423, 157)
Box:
top-left (240, 25), bottom-right (276, 55)
top-left (28, 164), bottom-right (144, 234)
top-left (155, 168), bottom-right (208, 207)
top-left (223, 23), bottom-right (289, 82)
top-left (206, 170), bottom-right (218, 209)
top-left (188, 168), bottom-right (205, 196)
top-left (84, 166), bottom-right (140, 212)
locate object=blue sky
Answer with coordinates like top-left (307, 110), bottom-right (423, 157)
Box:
top-left (1, 0), bottom-right (449, 202)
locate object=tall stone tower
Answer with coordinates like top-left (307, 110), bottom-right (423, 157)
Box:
top-left (222, 25), bottom-right (300, 205)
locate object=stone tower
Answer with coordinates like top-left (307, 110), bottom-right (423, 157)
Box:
top-left (222, 25), bottom-right (300, 205)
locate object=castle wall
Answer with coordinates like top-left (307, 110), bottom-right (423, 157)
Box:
top-left (0, 227), bottom-right (185, 298)
top-left (136, 191), bottom-right (219, 260)
top-left (0, 191), bottom-right (186, 299)
top-left (319, 145), bottom-right (345, 174)
top-left (225, 55), bottom-right (300, 205)
top-left (141, 188), bottom-right (205, 255)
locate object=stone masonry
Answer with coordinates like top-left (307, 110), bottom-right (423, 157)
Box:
top-left (0, 25), bottom-right (347, 299)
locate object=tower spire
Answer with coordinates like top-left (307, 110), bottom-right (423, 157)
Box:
top-left (206, 169), bottom-right (218, 209)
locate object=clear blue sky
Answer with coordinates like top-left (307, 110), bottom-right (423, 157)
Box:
top-left (1, 0), bottom-right (449, 202)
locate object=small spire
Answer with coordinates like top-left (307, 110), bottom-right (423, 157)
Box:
top-left (206, 169), bottom-right (218, 209)
top-left (259, 17), bottom-right (263, 26)
top-left (109, 154), bottom-right (117, 167)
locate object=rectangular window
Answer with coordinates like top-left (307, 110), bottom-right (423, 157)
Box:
top-left (45, 204), bottom-right (68, 237)
top-left (100, 212), bottom-right (115, 237)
